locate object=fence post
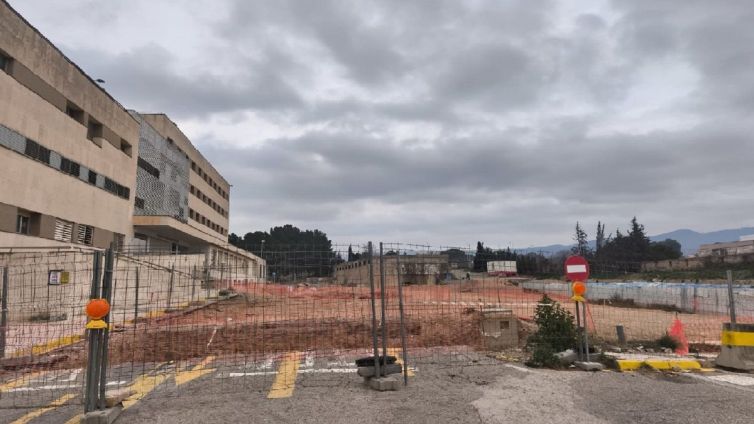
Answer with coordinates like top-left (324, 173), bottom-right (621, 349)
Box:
top-left (367, 242), bottom-right (380, 378)
top-left (379, 243), bottom-right (388, 376)
top-left (134, 267), bottom-right (139, 323)
top-left (0, 266), bottom-right (8, 359)
top-left (167, 264), bottom-right (175, 310)
top-left (191, 265), bottom-right (197, 303)
top-left (98, 246), bottom-right (115, 409)
top-left (396, 249), bottom-right (409, 386)
top-left (84, 251), bottom-right (102, 413)
top-left (727, 270), bottom-right (737, 325)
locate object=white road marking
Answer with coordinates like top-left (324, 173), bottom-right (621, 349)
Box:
top-left (5, 380), bottom-right (128, 392)
top-left (504, 364), bottom-right (533, 373)
top-left (303, 352), bottom-right (315, 369)
top-left (63, 370), bottom-right (81, 382)
top-left (707, 374), bottom-right (754, 386)
top-left (229, 368), bottom-right (357, 377)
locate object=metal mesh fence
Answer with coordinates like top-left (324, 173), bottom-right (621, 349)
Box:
top-left (0, 243), bottom-right (752, 409)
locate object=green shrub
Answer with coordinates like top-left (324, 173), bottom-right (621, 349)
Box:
top-left (525, 344), bottom-right (561, 368)
top-left (657, 333), bottom-right (679, 350)
top-left (526, 295), bottom-right (578, 367)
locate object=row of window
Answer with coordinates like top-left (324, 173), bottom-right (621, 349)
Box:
top-left (188, 208), bottom-right (226, 236)
top-left (189, 185), bottom-right (227, 217)
top-left (0, 124), bottom-right (131, 200)
top-left (1, 49), bottom-right (132, 157)
top-left (191, 161), bottom-right (228, 199)
top-left (15, 210), bottom-right (94, 245)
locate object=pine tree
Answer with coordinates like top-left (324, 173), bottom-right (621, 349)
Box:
top-left (571, 222), bottom-right (591, 257)
top-left (595, 221), bottom-right (605, 253)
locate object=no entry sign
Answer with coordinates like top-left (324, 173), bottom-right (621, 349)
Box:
top-left (564, 255), bottom-right (589, 281)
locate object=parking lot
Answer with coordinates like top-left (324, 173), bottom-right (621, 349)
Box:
top-left (2, 349), bottom-right (754, 424)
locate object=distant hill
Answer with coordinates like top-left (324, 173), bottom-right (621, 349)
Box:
top-left (514, 227), bottom-right (754, 256)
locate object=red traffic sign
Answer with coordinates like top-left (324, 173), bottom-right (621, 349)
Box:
top-left (564, 255), bottom-right (589, 281)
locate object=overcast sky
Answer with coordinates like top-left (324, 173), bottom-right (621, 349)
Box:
top-left (11, 0), bottom-right (754, 248)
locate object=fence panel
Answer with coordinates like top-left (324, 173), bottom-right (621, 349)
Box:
top-left (1, 243), bottom-right (750, 409)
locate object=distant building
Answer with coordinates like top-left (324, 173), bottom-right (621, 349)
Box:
top-left (334, 255), bottom-right (449, 285)
top-left (696, 240), bottom-right (754, 257)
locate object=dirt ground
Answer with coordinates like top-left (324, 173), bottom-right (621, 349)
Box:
top-left (1, 278), bottom-right (738, 374)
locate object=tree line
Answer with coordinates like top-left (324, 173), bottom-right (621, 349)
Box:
top-left (228, 224), bottom-right (339, 279)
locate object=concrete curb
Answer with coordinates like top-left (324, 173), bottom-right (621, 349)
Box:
top-left (617, 358), bottom-right (702, 372)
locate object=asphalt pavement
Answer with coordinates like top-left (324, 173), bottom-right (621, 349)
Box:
top-left (1, 352), bottom-right (753, 424)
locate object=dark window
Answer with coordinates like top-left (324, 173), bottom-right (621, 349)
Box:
top-left (135, 197), bottom-right (145, 209)
top-left (65, 101), bottom-right (85, 124)
top-left (116, 184), bottom-right (130, 199)
top-left (88, 170), bottom-right (97, 185)
top-left (104, 177), bottom-right (117, 193)
top-left (137, 157), bottom-right (160, 178)
top-left (37, 145), bottom-right (51, 163)
top-left (120, 139), bottom-right (132, 157)
top-left (86, 118), bottom-right (103, 141)
top-left (24, 138), bottom-right (39, 158)
top-left (0, 51), bottom-right (10, 73)
top-left (76, 224), bottom-right (93, 245)
top-left (60, 157), bottom-right (80, 176)
top-left (16, 214), bottom-right (29, 234)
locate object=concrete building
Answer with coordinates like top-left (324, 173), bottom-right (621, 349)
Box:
top-left (696, 240), bottom-right (754, 258)
top-left (0, 1), bottom-right (139, 249)
top-left (334, 255), bottom-right (449, 286)
top-left (0, 1), bottom-right (264, 279)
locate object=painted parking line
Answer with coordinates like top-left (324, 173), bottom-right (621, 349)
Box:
top-left (707, 374), bottom-right (754, 386)
top-left (9, 393), bottom-right (76, 424)
top-left (0, 370), bottom-right (53, 393)
top-left (175, 356), bottom-right (216, 386)
top-left (267, 352), bottom-right (300, 399)
top-left (122, 365), bottom-right (169, 410)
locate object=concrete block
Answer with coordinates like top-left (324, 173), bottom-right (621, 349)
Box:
top-left (357, 364), bottom-right (403, 378)
top-left (80, 406), bottom-right (123, 424)
top-left (574, 361), bottom-right (605, 371)
top-left (555, 349), bottom-right (578, 365)
top-left (105, 388), bottom-right (135, 408)
top-left (481, 309), bottom-right (518, 350)
top-left (716, 323), bottom-right (754, 371)
top-left (368, 376), bottom-right (401, 391)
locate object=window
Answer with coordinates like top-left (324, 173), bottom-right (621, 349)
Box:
top-left (76, 224), bottom-right (93, 245)
top-left (16, 214), bottom-right (29, 235)
top-left (135, 197), bottom-right (145, 209)
top-left (60, 157), bottom-right (80, 177)
top-left (137, 157), bottom-right (160, 178)
top-left (88, 170), bottom-right (98, 185)
top-left (120, 139), bottom-right (132, 157)
top-left (0, 50), bottom-right (11, 73)
top-left (65, 101), bottom-right (85, 125)
top-left (86, 118), bottom-right (103, 141)
top-left (54, 219), bottom-right (73, 242)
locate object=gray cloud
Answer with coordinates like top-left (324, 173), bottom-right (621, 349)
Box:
top-left (10, 0), bottom-right (754, 246)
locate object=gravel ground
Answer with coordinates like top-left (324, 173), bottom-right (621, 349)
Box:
top-left (2, 358), bottom-right (753, 423)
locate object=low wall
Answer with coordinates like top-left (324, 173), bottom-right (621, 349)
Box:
top-left (521, 280), bottom-right (754, 316)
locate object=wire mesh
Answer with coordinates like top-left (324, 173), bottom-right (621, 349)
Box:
top-left (0, 243), bottom-right (752, 408)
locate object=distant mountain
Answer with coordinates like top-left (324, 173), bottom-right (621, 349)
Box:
top-left (514, 227), bottom-right (754, 256)
top-left (649, 227), bottom-right (754, 255)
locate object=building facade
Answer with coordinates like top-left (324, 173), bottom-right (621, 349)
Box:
top-left (0, 1), bottom-right (138, 249)
top-left (696, 240), bottom-right (754, 258)
top-left (334, 255), bottom-right (449, 286)
top-left (0, 1), bottom-right (264, 280)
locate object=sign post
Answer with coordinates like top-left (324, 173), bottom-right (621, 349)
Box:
top-left (565, 256), bottom-right (590, 361)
